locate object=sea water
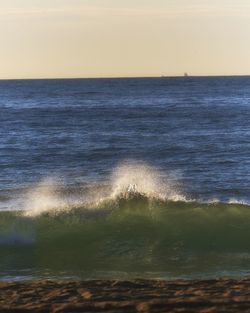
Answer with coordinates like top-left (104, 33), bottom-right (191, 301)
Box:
top-left (1, 76), bottom-right (250, 281)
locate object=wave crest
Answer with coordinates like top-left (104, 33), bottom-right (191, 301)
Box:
top-left (22, 161), bottom-right (186, 216)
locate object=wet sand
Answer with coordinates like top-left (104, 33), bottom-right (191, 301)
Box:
top-left (1, 278), bottom-right (250, 312)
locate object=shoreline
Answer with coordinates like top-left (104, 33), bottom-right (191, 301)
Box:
top-left (1, 278), bottom-right (250, 312)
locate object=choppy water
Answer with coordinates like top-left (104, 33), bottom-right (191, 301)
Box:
top-left (1, 76), bottom-right (250, 281)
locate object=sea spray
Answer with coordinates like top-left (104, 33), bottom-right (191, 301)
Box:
top-left (22, 161), bottom-right (186, 217)
top-left (23, 178), bottom-right (66, 217)
top-left (110, 161), bottom-right (186, 202)
top-left (1, 163), bottom-right (250, 280)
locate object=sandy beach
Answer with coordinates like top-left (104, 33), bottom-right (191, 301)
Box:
top-left (1, 278), bottom-right (250, 312)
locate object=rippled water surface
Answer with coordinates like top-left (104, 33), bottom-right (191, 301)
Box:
top-left (1, 76), bottom-right (250, 280)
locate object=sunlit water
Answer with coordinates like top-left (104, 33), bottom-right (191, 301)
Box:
top-left (1, 76), bottom-right (250, 281)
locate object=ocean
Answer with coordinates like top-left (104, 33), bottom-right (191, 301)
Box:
top-left (1, 76), bottom-right (250, 281)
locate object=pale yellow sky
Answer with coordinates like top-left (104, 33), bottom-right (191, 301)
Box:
top-left (0, 0), bottom-right (250, 79)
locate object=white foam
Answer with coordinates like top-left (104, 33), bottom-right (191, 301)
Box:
top-left (110, 161), bottom-right (186, 201)
top-left (21, 161), bottom-right (187, 217)
top-left (228, 198), bottom-right (249, 205)
top-left (23, 178), bottom-right (66, 217)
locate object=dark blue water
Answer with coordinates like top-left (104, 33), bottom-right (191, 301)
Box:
top-left (1, 76), bottom-right (250, 281)
top-left (1, 76), bottom-right (250, 205)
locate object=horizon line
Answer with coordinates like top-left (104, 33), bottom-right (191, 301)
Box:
top-left (0, 74), bottom-right (250, 81)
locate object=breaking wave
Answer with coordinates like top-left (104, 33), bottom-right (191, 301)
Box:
top-left (1, 161), bottom-right (250, 280)
top-left (21, 161), bottom-right (187, 217)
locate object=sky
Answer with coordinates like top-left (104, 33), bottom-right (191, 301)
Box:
top-left (0, 0), bottom-right (250, 79)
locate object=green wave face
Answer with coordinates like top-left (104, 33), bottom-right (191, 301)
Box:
top-left (1, 194), bottom-right (250, 281)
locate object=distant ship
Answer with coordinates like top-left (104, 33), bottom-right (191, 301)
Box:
top-left (184, 72), bottom-right (188, 77)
